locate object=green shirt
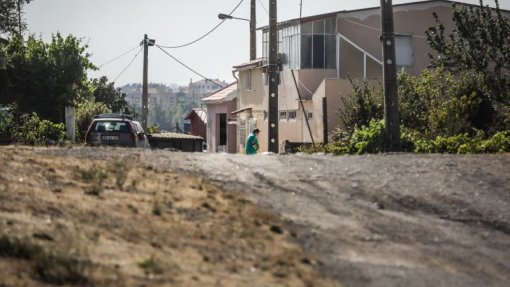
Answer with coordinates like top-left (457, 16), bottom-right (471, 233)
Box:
top-left (245, 133), bottom-right (259, 154)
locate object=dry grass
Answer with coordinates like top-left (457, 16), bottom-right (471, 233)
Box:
top-left (0, 146), bottom-right (340, 286)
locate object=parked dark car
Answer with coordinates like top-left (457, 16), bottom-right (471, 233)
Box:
top-left (85, 114), bottom-right (149, 148)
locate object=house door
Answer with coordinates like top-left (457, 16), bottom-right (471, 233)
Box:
top-left (218, 113), bottom-right (227, 151)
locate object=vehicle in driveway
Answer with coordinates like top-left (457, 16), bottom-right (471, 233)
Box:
top-left (84, 114), bottom-right (149, 148)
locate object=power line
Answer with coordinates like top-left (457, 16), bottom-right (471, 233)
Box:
top-left (155, 44), bottom-right (225, 88)
top-left (98, 44), bottom-right (141, 68)
top-left (258, 0), bottom-right (269, 16)
top-left (158, 0), bottom-right (246, 49)
top-left (113, 46), bottom-right (143, 83)
top-left (341, 18), bottom-right (428, 39)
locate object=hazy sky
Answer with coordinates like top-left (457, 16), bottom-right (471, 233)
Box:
top-left (25, 0), bottom-right (509, 87)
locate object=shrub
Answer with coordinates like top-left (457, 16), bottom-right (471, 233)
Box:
top-left (349, 119), bottom-right (386, 154)
top-left (412, 130), bottom-right (510, 154)
top-left (481, 131), bottom-right (510, 153)
top-left (12, 112), bottom-right (66, 146)
top-left (0, 235), bottom-right (88, 284)
top-left (340, 79), bottom-right (383, 133)
top-left (315, 119), bottom-right (387, 155)
top-left (75, 99), bottom-right (111, 142)
top-left (0, 107), bottom-right (14, 144)
top-left (147, 124), bottom-right (161, 134)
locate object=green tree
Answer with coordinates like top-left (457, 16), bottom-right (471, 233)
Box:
top-left (75, 98), bottom-right (110, 142)
top-left (0, 33), bottom-right (94, 122)
top-left (426, 0), bottom-right (510, 102)
top-left (87, 76), bottom-right (129, 113)
top-left (339, 79), bottom-right (383, 134)
top-left (398, 68), bottom-right (493, 136)
top-left (0, 0), bottom-right (32, 35)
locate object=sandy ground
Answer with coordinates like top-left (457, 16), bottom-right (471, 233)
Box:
top-left (0, 146), bottom-right (338, 287)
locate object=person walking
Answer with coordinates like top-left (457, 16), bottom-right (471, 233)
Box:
top-left (245, 128), bottom-right (260, 155)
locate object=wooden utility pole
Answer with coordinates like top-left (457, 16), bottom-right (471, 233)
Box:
top-left (380, 0), bottom-right (400, 151)
top-left (141, 34), bottom-right (155, 131)
top-left (250, 0), bottom-right (256, 60)
top-left (17, 0), bottom-right (22, 36)
top-left (267, 0), bottom-right (279, 153)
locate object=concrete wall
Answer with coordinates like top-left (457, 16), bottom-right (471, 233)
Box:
top-left (337, 2), bottom-right (457, 76)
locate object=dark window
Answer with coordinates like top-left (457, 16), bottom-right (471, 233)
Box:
top-left (325, 35), bottom-right (336, 69)
top-left (219, 113), bottom-right (227, 145)
top-left (301, 35), bottom-right (312, 68)
top-left (313, 35), bottom-right (325, 68)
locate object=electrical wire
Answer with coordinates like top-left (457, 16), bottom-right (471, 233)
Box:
top-left (341, 18), bottom-right (428, 39)
top-left (158, 0), bottom-right (246, 49)
top-left (297, 77), bottom-right (315, 97)
top-left (98, 44), bottom-right (141, 68)
top-left (258, 0), bottom-right (269, 16)
top-left (155, 44), bottom-right (225, 88)
top-left (112, 46), bottom-right (143, 83)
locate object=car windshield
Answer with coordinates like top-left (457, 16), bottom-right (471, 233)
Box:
top-left (93, 121), bottom-right (129, 132)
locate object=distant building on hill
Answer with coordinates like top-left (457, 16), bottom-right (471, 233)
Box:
top-left (188, 79), bottom-right (228, 102)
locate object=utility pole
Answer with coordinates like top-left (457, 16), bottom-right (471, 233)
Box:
top-left (142, 34), bottom-right (155, 131)
top-left (17, 0), bottom-right (22, 36)
top-left (250, 0), bottom-right (256, 60)
top-left (380, 0), bottom-right (400, 151)
top-left (268, 0), bottom-right (279, 153)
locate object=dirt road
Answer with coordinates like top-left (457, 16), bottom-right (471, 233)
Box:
top-left (137, 150), bottom-right (510, 287)
top-left (3, 146), bottom-right (510, 286)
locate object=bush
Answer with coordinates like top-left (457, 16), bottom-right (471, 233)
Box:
top-left (349, 119), bottom-right (386, 154)
top-left (0, 107), bottom-right (13, 144)
top-left (12, 112), bottom-right (66, 146)
top-left (317, 119), bottom-right (510, 155)
top-left (147, 124), bottom-right (161, 134)
top-left (316, 120), bottom-right (387, 155)
top-left (412, 130), bottom-right (510, 154)
top-left (75, 99), bottom-right (110, 142)
top-left (340, 79), bottom-right (383, 133)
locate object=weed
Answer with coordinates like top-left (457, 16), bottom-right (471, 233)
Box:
top-left (138, 255), bottom-right (164, 275)
top-left (0, 235), bottom-right (42, 259)
top-left (79, 165), bottom-right (108, 196)
top-left (33, 252), bottom-right (88, 285)
top-left (79, 165), bottom-right (107, 183)
top-left (0, 235), bottom-right (89, 284)
top-left (152, 202), bottom-right (162, 216)
top-left (110, 161), bottom-right (130, 190)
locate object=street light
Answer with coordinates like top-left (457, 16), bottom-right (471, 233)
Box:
top-left (218, 13), bottom-right (250, 22)
top-left (218, 0), bottom-right (256, 61)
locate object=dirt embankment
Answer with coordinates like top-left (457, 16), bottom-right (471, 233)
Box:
top-left (0, 146), bottom-right (339, 287)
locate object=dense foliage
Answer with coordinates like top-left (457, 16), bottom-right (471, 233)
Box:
top-left (74, 99), bottom-right (111, 142)
top-left (0, 33), bottom-right (131, 144)
top-left (86, 76), bottom-right (129, 113)
top-left (13, 113), bottom-right (66, 146)
top-left (0, 34), bottom-right (94, 122)
top-left (0, 0), bottom-right (32, 35)
top-left (426, 0), bottom-right (510, 103)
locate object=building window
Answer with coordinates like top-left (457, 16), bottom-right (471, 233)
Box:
top-left (395, 35), bottom-right (414, 67)
top-left (307, 111), bottom-right (313, 119)
top-left (300, 18), bottom-right (336, 69)
top-left (288, 111), bottom-right (297, 120)
top-left (242, 70), bottom-right (252, 90)
top-left (279, 111), bottom-right (287, 121)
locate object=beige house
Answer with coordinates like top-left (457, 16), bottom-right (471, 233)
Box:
top-left (232, 0), bottom-right (510, 152)
top-left (201, 83), bottom-right (237, 153)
